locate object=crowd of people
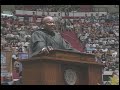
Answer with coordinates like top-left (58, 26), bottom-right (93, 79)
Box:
top-left (1, 15), bottom-right (36, 85)
top-left (57, 13), bottom-right (119, 84)
top-left (1, 11), bottom-right (119, 85)
top-left (58, 13), bottom-right (119, 85)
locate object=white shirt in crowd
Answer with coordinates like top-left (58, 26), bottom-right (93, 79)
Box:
top-left (24, 42), bottom-right (30, 47)
top-left (18, 42), bottom-right (25, 46)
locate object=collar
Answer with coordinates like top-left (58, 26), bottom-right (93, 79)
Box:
top-left (40, 28), bottom-right (55, 36)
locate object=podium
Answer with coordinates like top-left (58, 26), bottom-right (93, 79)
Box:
top-left (20, 49), bottom-right (104, 85)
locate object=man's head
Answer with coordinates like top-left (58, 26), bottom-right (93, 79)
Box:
top-left (42, 16), bottom-right (55, 31)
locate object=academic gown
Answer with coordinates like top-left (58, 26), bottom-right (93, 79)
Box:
top-left (30, 29), bottom-right (79, 57)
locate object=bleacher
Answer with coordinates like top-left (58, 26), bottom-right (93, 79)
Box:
top-left (1, 5), bottom-right (119, 85)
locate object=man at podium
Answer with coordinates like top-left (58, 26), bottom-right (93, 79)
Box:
top-left (30, 16), bottom-right (79, 57)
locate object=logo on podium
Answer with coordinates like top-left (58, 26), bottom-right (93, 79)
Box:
top-left (64, 69), bottom-right (77, 85)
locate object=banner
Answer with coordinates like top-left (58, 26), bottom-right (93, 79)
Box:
top-left (1, 51), bottom-right (13, 84)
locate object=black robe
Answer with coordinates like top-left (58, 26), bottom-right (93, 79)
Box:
top-left (30, 29), bottom-right (78, 57)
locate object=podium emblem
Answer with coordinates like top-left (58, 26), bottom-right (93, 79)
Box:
top-left (64, 69), bottom-right (77, 85)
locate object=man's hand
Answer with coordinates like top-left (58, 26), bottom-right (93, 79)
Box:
top-left (41, 46), bottom-right (53, 55)
top-left (47, 46), bottom-right (54, 51)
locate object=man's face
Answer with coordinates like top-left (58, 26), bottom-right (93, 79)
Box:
top-left (44, 17), bottom-right (55, 31)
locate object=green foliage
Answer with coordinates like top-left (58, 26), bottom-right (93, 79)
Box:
top-left (109, 75), bottom-right (119, 85)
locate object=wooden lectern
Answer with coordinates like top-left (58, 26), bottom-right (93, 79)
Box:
top-left (20, 49), bottom-right (104, 85)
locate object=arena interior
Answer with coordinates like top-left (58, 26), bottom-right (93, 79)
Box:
top-left (1, 5), bottom-right (119, 85)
